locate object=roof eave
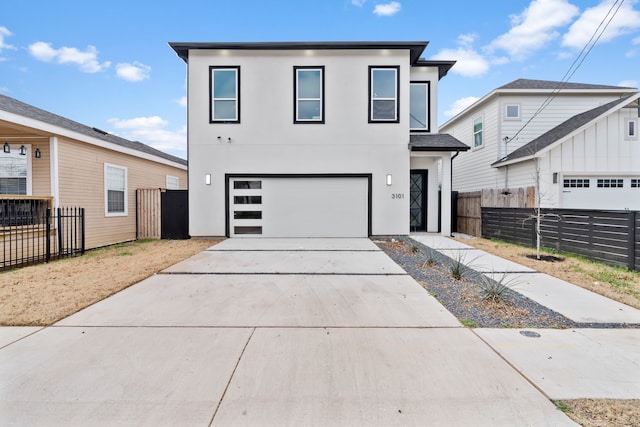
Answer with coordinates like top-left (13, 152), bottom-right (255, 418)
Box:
top-left (169, 41), bottom-right (430, 64)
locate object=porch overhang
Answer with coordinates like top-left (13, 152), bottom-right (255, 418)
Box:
top-left (409, 134), bottom-right (469, 152)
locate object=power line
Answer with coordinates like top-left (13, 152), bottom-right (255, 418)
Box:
top-left (506, 0), bottom-right (626, 145)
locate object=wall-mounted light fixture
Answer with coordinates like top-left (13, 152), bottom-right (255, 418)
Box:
top-left (35, 148), bottom-right (41, 158)
top-left (3, 142), bottom-right (9, 153)
top-left (205, 174), bottom-right (211, 185)
top-left (552, 172), bottom-right (558, 184)
top-left (19, 145), bottom-right (27, 156)
top-left (386, 174), bottom-right (392, 186)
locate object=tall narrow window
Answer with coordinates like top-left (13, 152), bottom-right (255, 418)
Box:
top-left (626, 118), bottom-right (637, 139)
top-left (410, 82), bottom-right (430, 131)
top-left (105, 164), bottom-right (127, 216)
top-left (294, 66), bottom-right (324, 123)
top-left (473, 117), bottom-right (483, 148)
top-left (210, 66), bottom-right (240, 122)
top-left (369, 66), bottom-right (399, 122)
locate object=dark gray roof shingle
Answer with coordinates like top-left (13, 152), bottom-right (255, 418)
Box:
top-left (0, 94), bottom-right (187, 166)
top-left (492, 95), bottom-right (636, 166)
top-left (409, 134), bottom-right (469, 151)
top-left (497, 78), bottom-right (636, 91)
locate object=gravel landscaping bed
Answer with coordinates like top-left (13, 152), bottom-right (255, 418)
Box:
top-left (375, 236), bottom-right (640, 329)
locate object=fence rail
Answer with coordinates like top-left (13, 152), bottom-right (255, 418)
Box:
top-left (1, 201), bottom-right (85, 271)
top-left (482, 208), bottom-right (639, 271)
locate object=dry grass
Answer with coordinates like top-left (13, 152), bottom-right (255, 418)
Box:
top-left (0, 238), bottom-right (220, 326)
top-left (455, 237), bottom-right (640, 310)
top-left (558, 399), bottom-right (640, 427)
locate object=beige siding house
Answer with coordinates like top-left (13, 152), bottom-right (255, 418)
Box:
top-left (0, 94), bottom-right (187, 249)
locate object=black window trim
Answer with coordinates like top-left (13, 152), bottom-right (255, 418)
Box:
top-left (368, 65), bottom-right (400, 123)
top-left (293, 65), bottom-right (325, 124)
top-left (209, 65), bottom-right (241, 124)
top-left (409, 80), bottom-right (430, 132)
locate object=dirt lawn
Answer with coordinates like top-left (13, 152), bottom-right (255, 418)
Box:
top-left (0, 238), bottom-right (220, 326)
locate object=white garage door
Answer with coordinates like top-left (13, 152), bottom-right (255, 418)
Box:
top-left (229, 177), bottom-right (369, 237)
top-left (562, 177), bottom-right (640, 210)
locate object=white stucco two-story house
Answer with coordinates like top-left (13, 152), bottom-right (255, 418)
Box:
top-left (440, 79), bottom-right (639, 210)
top-left (170, 41), bottom-right (468, 238)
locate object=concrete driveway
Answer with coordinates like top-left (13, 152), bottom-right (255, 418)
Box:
top-left (0, 238), bottom-right (575, 426)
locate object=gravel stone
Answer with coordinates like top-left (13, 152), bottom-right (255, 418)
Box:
top-left (375, 236), bottom-right (640, 329)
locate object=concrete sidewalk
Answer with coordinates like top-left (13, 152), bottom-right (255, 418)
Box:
top-left (411, 233), bottom-right (640, 401)
top-left (0, 238), bottom-right (575, 426)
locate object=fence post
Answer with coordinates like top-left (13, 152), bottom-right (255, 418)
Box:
top-left (57, 207), bottom-right (63, 256)
top-left (45, 208), bottom-right (51, 263)
top-left (81, 208), bottom-right (85, 255)
top-left (629, 211), bottom-right (637, 271)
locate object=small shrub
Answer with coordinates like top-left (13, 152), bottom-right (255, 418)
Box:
top-left (478, 273), bottom-right (520, 303)
top-left (448, 252), bottom-right (473, 280)
top-left (411, 244), bottom-right (420, 254)
top-left (422, 256), bottom-right (436, 268)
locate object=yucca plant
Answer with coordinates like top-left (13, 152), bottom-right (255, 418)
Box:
top-left (478, 273), bottom-right (521, 303)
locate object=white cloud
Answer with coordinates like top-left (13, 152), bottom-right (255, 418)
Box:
top-left (352, 0), bottom-right (366, 6)
top-left (28, 41), bottom-right (111, 73)
top-left (444, 96), bottom-right (480, 118)
top-left (0, 26), bottom-right (16, 53)
top-left (634, 36), bottom-right (640, 44)
top-left (488, 0), bottom-right (579, 60)
top-left (617, 79), bottom-right (638, 88)
top-left (373, 1), bottom-right (401, 16)
top-left (563, 0), bottom-right (640, 49)
top-left (107, 116), bottom-right (186, 159)
top-left (116, 62), bottom-right (151, 82)
top-left (431, 34), bottom-right (490, 77)
top-left (176, 96), bottom-right (187, 108)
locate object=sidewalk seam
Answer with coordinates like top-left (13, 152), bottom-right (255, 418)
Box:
top-left (209, 327), bottom-right (256, 426)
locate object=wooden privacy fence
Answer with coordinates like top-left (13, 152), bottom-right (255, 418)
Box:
top-left (456, 187), bottom-right (535, 236)
top-left (136, 188), bottom-right (161, 239)
top-left (482, 208), bottom-right (640, 271)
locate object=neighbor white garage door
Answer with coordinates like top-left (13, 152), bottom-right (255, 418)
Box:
top-left (229, 177), bottom-right (369, 237)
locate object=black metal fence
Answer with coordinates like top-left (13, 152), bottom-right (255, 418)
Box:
top-left (482, 208), bottom-right (640, 271)
top-left (1, 203), bottom-right (85, 271)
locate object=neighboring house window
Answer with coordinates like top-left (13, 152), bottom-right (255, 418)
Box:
top-left (104, 164), bottom-right (127, 216)
top-left (626, 118), bottom-right (637, 139)
top-left (0, 147), bottom-right (28, 194)
top-left (210, 66), bottom-right (240, 123)
top-left (563, 178), bottom-right (590, 188)
top-left (166, 175), bottom-right (179, 190)
top-left (410, 81), bottom-right (430, 131)
top-left (631, 179), bottom-right (639, 188)
top-left (505, 104), bottom-right (520, 120)
top-left (294, 66), bottom-right (324, 123)
top-left (473, 117), bottom-right (483, 148)
top-left (369, 66), bottom-right (399, 122)
top-left (597, 178), bottom-right (623, 188)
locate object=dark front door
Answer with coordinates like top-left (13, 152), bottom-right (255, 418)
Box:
top-left (410, 170), bottom-right (427, 232)
top-left (161, 190), bottom-right (189, 239)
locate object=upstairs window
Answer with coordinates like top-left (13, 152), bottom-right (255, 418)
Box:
top-left (105, 164), bottom-right (127, 216)
top-left (369, 66), bottom-right (399, 122)
top-left (210, 66), bottom-right (240, 123)
top-left (626, 118), bottom-right (637, 139)
top-left (0, 147), bottom-right (29, 195)
top-left (294, 66), bottom-right (324, 123)
top-left (473, 117), bottom-right (483, 148)
top-left (505, 104), bottom-right (520, 120)
top-left (410, 82), bottom-right (430, 131)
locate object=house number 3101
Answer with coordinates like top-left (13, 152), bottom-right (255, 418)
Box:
top-left (392, 193), bottom-right (404, 199)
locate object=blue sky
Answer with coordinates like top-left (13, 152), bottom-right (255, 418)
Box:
top-left (1, 0), bottom-right (639, 159)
